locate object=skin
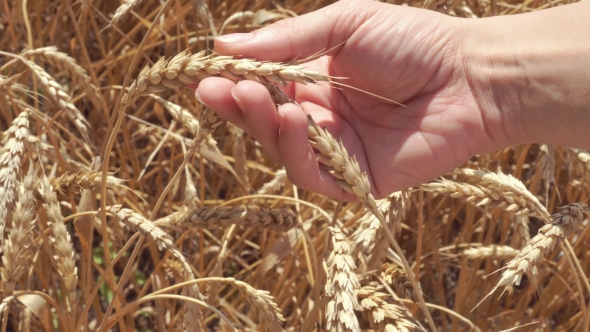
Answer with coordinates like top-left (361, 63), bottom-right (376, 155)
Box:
top-left (195, 0), bottom-right (590, 201)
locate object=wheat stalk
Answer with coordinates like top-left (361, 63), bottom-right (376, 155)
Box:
top-left (357, 285), bottom-right (422, 332)
top-left (0, 110), bottom-right (30, 245)
top-left (325, 227), bottom-right (361, 331)
top-left (154, 205), bottom-right (297, 232)
top-left (1, 169), bottom-right (36, 296)
top-left (21, 58), bottom-right (90, 141)
top-left (307, 116), bottom-right (435, 330)
top-left (104, 205), bottom-right (205, 329)
top-left (24, 46), bottom-right (102, 110)
top-left (39, 175), bottom-right (78, 307)
top-left (480, 203), bottom-right (589, 303)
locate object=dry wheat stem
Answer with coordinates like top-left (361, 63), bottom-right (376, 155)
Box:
top-left (463, 245), bottom-right (519, 259)
top-left (307, 115), bottom-right (436, 331)
top-left (24, 46), bottom-right (102, 110)
top-left (39, 175), bottom-right (78, 308)
top-left (455, 168), bottom-right (551, 221)
top-left (477, 203), bottom-right (589, 307)
top-left (154, 204), bottom-right (297, 232)
top-left (104, 205), bottom-right (205, 329)
top-left (358, 285), bottom-right (423, 332)
top-left (0, 110), bottom-right (30, 244)
top-left (1, 169), bottom-right (36, 296)
top-left (325, 227), bottom-right (361, 331)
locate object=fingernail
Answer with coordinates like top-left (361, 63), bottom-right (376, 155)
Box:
top-left (195, 90), bottom-right (208, 106)
top-left (216, 33), bottom-right (254, 44)
top-left (230, 87), bottom-right (246, 115)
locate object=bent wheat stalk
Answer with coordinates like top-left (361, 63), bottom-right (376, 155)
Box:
top-left (306, 115), bottom-right (436, 331)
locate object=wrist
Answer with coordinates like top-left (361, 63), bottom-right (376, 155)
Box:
top-left (461, 3), bottom-right (590, 150)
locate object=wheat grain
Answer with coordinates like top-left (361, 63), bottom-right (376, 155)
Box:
top-left (155, 205), bottom-right (297, 232)
top-left (105, 205), bottom-right (205, 329)
top-left (21, 58), bottom-right (90, 141)
top-left (357, 285), bottom-right (422, 332)
top-left (39, 175), bottom-right (78, 306)
top-left (487, 203), bottom-right (588, 296)
top-left (325, 227), bottom-right (361, 332)
top-left (463, 245), bottom-right (519, 259)
top-left (0, 110), bottom-right (30, 244)
top-left (24, 47), bottom-right (102, 110)
top-left (1, 169), bottom-right (36, 296)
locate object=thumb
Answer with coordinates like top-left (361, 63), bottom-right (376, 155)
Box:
top-left (213, 0), bottom-right (372, 62)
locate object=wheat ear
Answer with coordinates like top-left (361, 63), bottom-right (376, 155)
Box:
top-left (358, 285), bottom-right (423, 332)
top-left (105, 205), bottom-right (205, 329)
top-left (111, 0), bottom-right (143, 23)
top-left (24, 46), bottom-right (102, 110)
top-left (325, 227), bottom-right (361, 332)
top-left (39, 175), bottom-right (78, 307)
top-left (307, 116), bottom-right (436, 330)
top-left (256, 168), bottom-right (289, 195)
top-left (478, 203), bottom-right (589, 306)
top-left (463, 245), bottom-right (519, 259)
top-left (21, 58), bottom-right (90, 141)
top-left (351, 198), bottom-right (391, 261)
top-left (154, 205), bottom-right (297, 232)
top-left (48, 171), bottom-right (124, 195)
top-left (569, 148), bottom-right (590, 185)
top-left (229, 124), bottom-right (249, 186)
top-left (380, 262), bottom-right (419, 301)
top-left (1, 169), bottom-right (36, 296)
top-left (0, 110), bottom-right (30, 244)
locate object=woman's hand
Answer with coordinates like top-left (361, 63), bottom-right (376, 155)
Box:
top-left (196, 0), bottom-right (590, 201)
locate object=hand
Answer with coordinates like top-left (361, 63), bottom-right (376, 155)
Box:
top-left (196, 0), bottom-right (510, 201)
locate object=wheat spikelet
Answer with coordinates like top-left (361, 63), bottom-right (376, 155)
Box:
top-left (351, 198), bottom-right (391, 260)
top-left (105, 205), bottom-right (205, 329)
top-left (511, 215), bottom-right (530, 249)
top-left (380, 263), bottom-right (417, 301)
top-left (24, 47), bottom-right (102, 109)
top-left (325, 227), bottom-right (361, 332)
top-left (0, 110), bottom-right (30, 244)
top-left (155, 205), bottom-right (297, 232)
top-left (122, 50), bottom-right (330, 109)
top-left (256, 168), bottom-right (289, 195)
top-left (485, 203), bottom-right (588, 298)
top-left (455, 168), bottom-right (550, 221)
top-left (111, 0), bottom-right (143, 23)
top-left (0, 73), bottom-right (25, 93)
top-left (1, 169), bottom-right (36, 296)
top-left (463, 245), bottom-right (519, 259)
top-left (39, 175), bottom-right (78, 306)
top-left (421, 175), bottom-right (549, 221)
top-left (227, 278), bottom-right (285, 332)
top-left (357, 285), bottom-right (422, 332)
top-left (21, 58), bottom-right (90, 141)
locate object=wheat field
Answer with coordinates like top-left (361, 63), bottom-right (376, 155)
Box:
top-left (0, 0), bottom-right (588, 331)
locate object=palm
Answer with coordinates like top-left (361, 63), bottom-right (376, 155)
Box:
top-left (292, 13), bottom-right (492, 197)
